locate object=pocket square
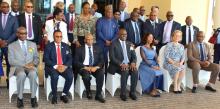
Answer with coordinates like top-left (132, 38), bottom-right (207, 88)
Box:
top-left (66, 50), bottom-right (69, 54)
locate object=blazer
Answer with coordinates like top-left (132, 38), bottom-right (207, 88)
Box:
top-left (64, 12), bottom-right (79, 32)
top-left (8, 40), bottom-right (39, 77)
top-left (45, 19), bottom-right (69, 44)
top-left (75, 44), bottom-right (104, 69)
top-left (108, 40), bottom-right (137, 74)
top-left (0, 13), bottom-right (18, 44)
top-left (187, 41), bottom-right (212, 63)
top-left (142, 19), bottom-right (160, 40)
top-left (181, 25), bottom-right (199, 45)
top-left (17, 13), bottom-right (43, 45)
top-left (124, 19), bottom-right (143, 46)
top-left (159, 20), bottom-right (181, 43)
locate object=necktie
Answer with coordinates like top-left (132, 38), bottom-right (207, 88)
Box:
top-left (135, 22), bottom-right (140, 44)
top-left (88, 47), bottom-right (93, 66)
top-left (15, 13), bottom-right (18, 16)
top-left (122, 41), bottom-right (129, 64)
top-left (55, 22), bottom-right (60, 30)
top-left (69, 14), bottom-right (74, 31)
top-left (188, 27), bottom-right (191, 43)
top-left (200, 44), bottom-right (205, 61)
top-left (21, 41), bottom-right (27, 56)
top-left (57, 44), bottom-right (62, 65)
top-left (2, 14), bottom-right (6, 29)
top-left (28, 15), bottom-right (32, 38)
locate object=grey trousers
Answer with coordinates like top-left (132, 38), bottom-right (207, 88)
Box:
top-left (16, 68), bottom-right (38, 99)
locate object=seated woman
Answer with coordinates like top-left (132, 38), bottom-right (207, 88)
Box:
top-left (163, 30), bottom-right (185, 94)
top-left (138, 33), bottom-right (163, 97)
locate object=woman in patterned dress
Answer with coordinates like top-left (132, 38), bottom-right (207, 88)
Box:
top-left (163, 30), bottom-right (185, 94)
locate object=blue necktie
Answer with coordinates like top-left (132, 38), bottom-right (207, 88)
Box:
top-left (121, 42), bottom-right (129, 64)
top-left (88, 47), bottom-right (93, 66)
top-left (22, 41), bottom-right (27, 56)
top-left (135, 22), bottom-right (140, 44)
top-left (200, 44), bottom-right (205, 61)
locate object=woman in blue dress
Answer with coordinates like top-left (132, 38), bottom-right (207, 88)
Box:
top-left (163, 30), bottom-right (185, 94)
top-left (138, 33), bottom-right (163, 97)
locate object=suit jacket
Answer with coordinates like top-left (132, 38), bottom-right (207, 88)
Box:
top-left (142, 19), bottom-right (160, 40)
top-left (108, 40), bottom-right (137, 74)
top-left (0, 13), bottom-right (18, 44)
top-left (8, 40), bottom-right (39, 77)
top-left (17, 13), bottom-right (43, 45)
top-left (156, 18), bottom-right (163, 24)
top-left (65, 12), bottom-right (79, 32)
top-left (159, 20), bottom-right (181, 43)
top-left (181, 25), bottom-right (199, 45)
top-left (187, 41), bottom-right (212, 64)
top-left (45, 19), bottom-right (69, 44)
top-left (124, 19), bottom-right (143, 46)
top-left (75, 44), bottom-right (104, 69)
top-left (120, 11), bottom-right (130, 22)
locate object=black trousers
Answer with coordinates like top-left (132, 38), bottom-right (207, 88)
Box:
top-left (49, 68), bottom-right (73, 98)
top-left (79, 68), bottom-right (104, 96)
top-left (115, 67), bottom-right (138, 95)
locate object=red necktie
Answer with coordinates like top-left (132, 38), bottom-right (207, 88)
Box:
top-left (57, 44), bottom-right (62, 65)
top-left (69, 15), bottom-right (74, 31)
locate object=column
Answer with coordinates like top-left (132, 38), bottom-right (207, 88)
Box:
top-left (213, 0), bottom-right (220, 28)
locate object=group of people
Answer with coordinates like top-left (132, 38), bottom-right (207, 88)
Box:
top-left (0, 0), bottom-right (220, 108)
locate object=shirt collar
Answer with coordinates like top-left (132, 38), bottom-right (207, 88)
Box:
top-left (18, 39), bottom-right (27, 45)
top-left (85, 44), bottom-right (93, 48)
top-left (54, 42), bottom-right (61, 46)
top-left (25, 12), bottom-right (32, 17)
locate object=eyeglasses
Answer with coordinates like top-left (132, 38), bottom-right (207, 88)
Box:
top-left (26, 6), bottom-right (33, 8)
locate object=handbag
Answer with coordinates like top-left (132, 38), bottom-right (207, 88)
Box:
top-left (208, 31), bottom-right (218, 44)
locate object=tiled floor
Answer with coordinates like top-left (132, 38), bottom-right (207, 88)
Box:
top-left (1, 81), bottom-right (220, 109)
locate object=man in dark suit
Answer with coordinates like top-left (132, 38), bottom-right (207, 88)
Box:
top-left (159, 11), bottom-right (181, 46)
top-left (0, 1), bottom-right (18, 89)
top-left (151, 6), bottom-right (163, 24)
top-left (142, 11), bottom-right (160, 53)
top-left (124, 11), bottom-right (142, 47)
top-left (10, 0), bottom-right (20, 17)
top-left (109, 28), bottom-right (138, 101)
top-left (17, 1), bottom-right (43, 46)
top-left (113, 10), bottom-right (124, 28)
top-left (181, 16), bottom-right (199, 47)
top-left (43, 30), bottom-right (73, 104)
top-left (75, 34), bottom-right (105, 103)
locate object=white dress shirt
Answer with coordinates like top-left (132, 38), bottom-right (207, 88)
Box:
top-left (18, 40), bottom-right (27, 50)
top-left (10, 11), bottom-right (19, 16)
top-left (139, 15), bottom-right (146, 22)
top-left (94, 12), bottom-right (102, 18)
top-left (163, 20), bottom-right (173, 43)
top-left (25, 12), bottom-right (34, 40)
top-left (185, 25), bottom-right (194, 44)
top-left (120, 11), bottom-right (125, 22)
top-left (83, 44), bottom-right (94, 66)
top-left (45, 19), bottom-right (69, 44)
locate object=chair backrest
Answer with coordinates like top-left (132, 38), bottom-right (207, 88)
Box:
top-left (135, 46), bottom-right (141, 68)
top-left (158, 45), bottom-right (167, 67)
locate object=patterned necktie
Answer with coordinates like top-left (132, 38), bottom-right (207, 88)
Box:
top-left (22, 41), bottom-right (27, 56)
top-left (69, 14), bottom-right (74, 31)
top-left (88, 46), bottom-right (93, 66)
top-left (188, 27), bottom-right (191, 43)
top-left (200, 43), bottom-right (205, 61)
top-left (57, 44), bottom-right (62, 65)
top-left (55, 22), bottom-right (60, 30)
top-left (28, 15), bottom-right (32, 38)
top-left (121, 41), bottom-right (129, 64)
top-left (135, 22), bottom-right (140, 44)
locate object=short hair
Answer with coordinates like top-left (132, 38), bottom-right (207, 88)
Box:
top-left (53, 8), bottom-right (63, 17)
top-left (55, 1), bottom-right (64, 9)
top-left (171, 30), bottom-right (182, 37)
top-left (81, 2), bottom-right (90, 8)
top-left (151, 5), bottom-right (159, 11)
top-left (16, 26), bottom-right (26, 34)
top-left (113, 9), bottom-right (121, 14)
top-left (53, 29), bottom-right (62, 36)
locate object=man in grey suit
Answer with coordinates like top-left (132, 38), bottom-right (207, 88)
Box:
top-left (119, 1), bottom-right (129, 22)
top-left (109, 28), bottom-right (138, 101)
top-left (8, 27), bottom-right (39, 108)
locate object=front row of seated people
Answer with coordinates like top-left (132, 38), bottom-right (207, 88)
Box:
top-left (8, 27), bottom-right (220, 108)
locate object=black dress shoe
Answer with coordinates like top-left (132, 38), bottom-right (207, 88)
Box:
top-left (129, 93), bottom-right (137, 100)
top-left (31, 97), bottom-right (38, 108)
top-left (95, 95), bottom-right (106, 103)
top-left (173, 91), bottom-right (179, 94)
top-left (86, 91), bottom-right (93, 99)
top-left (205, 85), bottom-right (217, 92)
top-left (178, 90), bottom-right (182, 94)
top-left (51, 97), bottom-right (57, 104)
top-left (60, 95), bottom-right (69, 103)
top-left (120, 94), bottom-right (127, 101)
top-left (192, 87), bottom-right (197, 93)
top-left (17, 98), bottom-right (24, 108)
top-left (6, 79), bottom-right (9, 89)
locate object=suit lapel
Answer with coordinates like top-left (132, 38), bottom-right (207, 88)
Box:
top-left (0, 14), bottom-right (3, 30)
top-left (116, 40), bottom-right (123, 57)
top-left (82, 46), bottom-right (86, 62)
top-left (16, 41), bottom-right (25, 57)
top-left (61, 43), bottom-right (66, 62)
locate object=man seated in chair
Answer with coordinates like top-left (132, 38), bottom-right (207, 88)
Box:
top-left (187, 31), bottom-right (220, 93)
top-left (44, 30), bottom-right (73, 104)
top-left (8, 27), bottom-right (39, 108)
top-left (75, 34), bottom-right (105, 103)
top-left (108, 28), bottom-right (138, 101)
